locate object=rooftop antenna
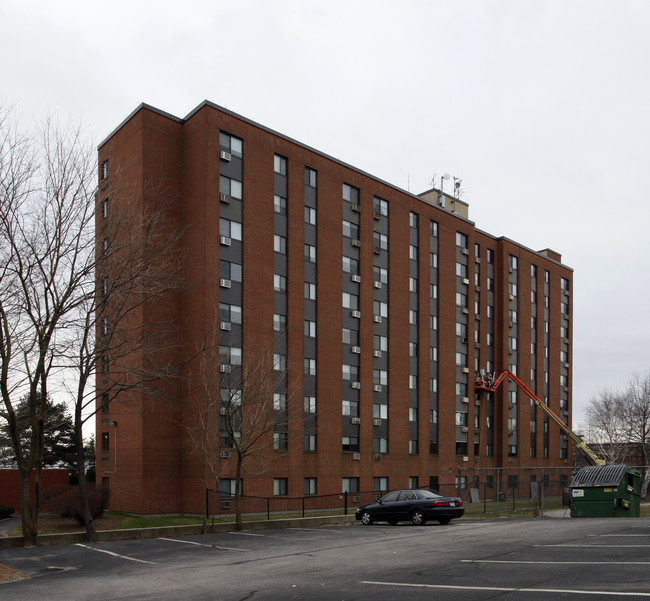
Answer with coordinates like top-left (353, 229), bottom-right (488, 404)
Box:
top-left (453, 176), bottom-right (462, 198)
top-left (439, 173), bottom-right (450, 208)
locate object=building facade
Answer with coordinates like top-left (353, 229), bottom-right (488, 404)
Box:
top-left (96, 101), bottom-right (573, 514)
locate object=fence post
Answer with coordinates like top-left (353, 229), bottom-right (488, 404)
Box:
top-left (302, 497), bottom-right (305, 518)
top-left (344, 491), bottom-right (348, 515)
top-left (540, 468), bottom-right (545, 517)
top-left (267, 497), bottom-right (270, 521)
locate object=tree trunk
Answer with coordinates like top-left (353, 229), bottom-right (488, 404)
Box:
top-left (18, 470), bottom-right (37, 547)
top-left (74, 418), bottom-right (96, 542)
top-left (234, 453), bottom-right (243, 531)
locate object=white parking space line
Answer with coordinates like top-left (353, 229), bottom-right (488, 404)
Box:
top-left (590, 534), bottom-right (650, 537)
top-left (289, 528), bottom-right (344, 533)
top-left (75, 543), bottom-right (157, 564)
top-left (462, 560), bottom-right (650, 565)
top-left (537, 544), bottom-right (650, 548)
top-left (159, 537), bottom-right (248, 551)
top-left (361, 580), bottom-right (650, 597)
top-left (229, 532), bottom-right (266, 537)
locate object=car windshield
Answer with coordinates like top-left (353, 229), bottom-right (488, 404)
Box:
top-left (416, 489), bottom-right (442, 499)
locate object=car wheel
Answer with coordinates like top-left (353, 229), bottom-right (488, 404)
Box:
top-left (437, 517), bottom-right (451, 525)
top-left (387, 519), bottom-right (398, 525)
top-left (411, 509), bottom-right (426, 526)
top-left (360, 510), bottom-right (373, 525)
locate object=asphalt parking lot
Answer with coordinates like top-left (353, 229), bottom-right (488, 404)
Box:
top-left (2, 517), bottom-right (650, 600)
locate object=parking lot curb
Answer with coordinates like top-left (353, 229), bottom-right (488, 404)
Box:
top-left (0, 514), bottom-right (357, 549)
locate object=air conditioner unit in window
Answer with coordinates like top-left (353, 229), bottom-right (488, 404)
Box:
top-left (373, 280), bottom-right (382, 289)
top-left (220, 150), bottom-right (232, 161)
top-left (462, 337), bottom-right (469, 344)
top-left (475, 257), bottom-right (481, 264)
top-left (462, 308), bottom-right (469, 314)
top-left (351, 346), bottom-right (361, 354)
top-left (350, 416), bottom-right (360, 424)
top-left (373, 350), bottom-right (382, 358)
top-left (461, 397), bottom-right (469, 404)
top-left (220, 450), bottom-right (231, 458)
top-left (219, 365), bottom-right (232, 373)
top-left (351, 310), bottom-right (361, 318)
top-left (475, 342), bottom-right (480, 349)
top-left (219, 407), bottom-right (227, 416)
top-left (462, 367), bottom-right (470, 374)
top-left (509, 294), bottom-right (515, 301)
top-left (220, 500), bottom-right (231, 509)
top-left (351, 274), bottom-right (361, 283)
top-left (461, 426), bottom-right (469, 433)
top-left (373, 247), bottom-right (381, 254)
top-left (563, 362), bottom-right (569, 368)
top-left (351, 203), bottom-right (361, 212)
top-left (351, 381), bottom-right (361, 389)
top-left (373, 315), bottom-right (382, 323)
top-left (219, 235), bottom-right (231, 246)
top-left (374, 453), bottom-right (381, 460)
top-left (220, 279), bottom-right (232, 289)
top-left (219, 192), bottom-right (230, 203)
top-left (352, 453), bottom-right (361, 460)
top-left (509, 267), bottom-right (514, 273)
top-left (508, 321), bottom-right (514, 327)
top-left (220, 321), bottom-right (231, 331)
top-left (373, 212), bottom-right (381, 220)
top-left (373, 418), bottom-right (382, 426)
top-left (462, 248), bottom-right (469, 255)
top-left (462, 278), bottom-right (470, 285)
top-left (351, 239), bottom-right (361, 247)
top-left (373, 384), bottom-right (382, 392)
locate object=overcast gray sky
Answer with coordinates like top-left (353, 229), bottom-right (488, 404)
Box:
top-left (2, 0), bottom-right (649, 427)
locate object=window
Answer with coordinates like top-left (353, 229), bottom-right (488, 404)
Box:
top-left (219, 218), bottom-right (242, 241)
top-left (456, 292), bottom-right (467, 308)
top-left (273, 478), bottom-right (288, 496)
top-left (273, 432), bottom-right (288, 450)
top-left (220, 175), bottom-right (242, 200)
top-left (274, 234), bottom-right (287, 254)
top-left (304, 244), bottom-right (316, 263)
top-left (274, 154), bottom-right (287, 175)
top-left (409, 277), bottom-right (417, 293)
top-left (373, 266), bottom-right (388, 284)
top-left (342, 437), bottom-right (359, 452)
top-left (373, 334), bottom-right (388, 352)
top-left (304, 396), bottom-right (316, 413)
top-left (430, 284), bottom-right (438, 299)
top-left (100, 160), bottom-right (109, 180)
top-left (456, 232), bottom-right (468, 248)
top-left (274, 194), bottom-right (287, 214)
top-left (274, 274), bottom-right (287, 292)
top-left (342, 328), bottom-right (358, 345)
top-left (273, 313), bottom-right (286, 331)
top-left (342, 477), bottom-right (359, 493)
top-left (409, 211), bottom-right (418, 228)
top-left (531, 264), bottom-right (537, 278)
top-left (373, 369), bottom-right (388, 386)
top-left (342, 220), bottom-right (359, 239)
top-left (305, 282), bottom-right (316, 300)
top-left (509, 309), bottom-right (518, 324)
top-left (430, 221), bottom-right (438, 237)
top-left (455, 412), bottom-right (468, 426)
top-left (456, 263), bottom-right (468, 278)
top-left (456, 382), bottom-right (467, 396)
top-left (561, 302), bottom-right (569, 315)
top-left (342, 400), bottom-right (359, 416)
top-left (456, 352), bottom-right (467, 367)
top-left (304, 358), bottom-right (316, 376)
top-left (509, 255), bottom-right (518, 270)
top-left (102, 198), bottom-right (109, 218)
top-left (409, 374), bottom-right (417, 389)
top-left (430, 252), bottom-right (438, 268)
top-left (509, 282), bottom-right (518, 297)
top-left (101, 432), bottom-right (110, 451)
top-left (273, 353), bottom-right (286, 371)
top-left (374, 197), bottom-right (388, 216)
top-left (342, 183), bottom-right (359, 204)
top-left (409, 244), bottom-right (417, 260)
top-left (220, 345), bottom-right (242, 365)
top-left (274, 393), bottom-right (287, 411)
top-left (220, 302), bottom-right (242, 324)
top-left (342, 292), bottom-right (358, 310)
top-left (409, 342), bottom-right (417, 357)
top-left (373, 300), bottom-right (388, 318)
top-left (531, 290), bottom-right (537, 304)
top-left (372, 232), bottom-right (388, 250)
top-left (220, 260), bottom-right (242, 282)
top-left (487, 249), bottom-right (494, 263)
top-left (102, 317), bottom-right (109, 336)
top-left (219, 132), bottom-right (242, 158)
top-left (456, 322), bottom-right (467, 338)
top-left (305, 167), bottom-right (317, 188)
top-left (102, 355), bottom-right (109, 373)
top-left (409, 408), bottom-right (417, 422)
top-left (343, 256), bottom-right (359, 274)
top-left (305, 206), bottom-right (316, 225)
top-left (304, 478), bottom-right (317, 495)
top-left (305, 320), bottom-right (316, 337)
top-left (373, 477), bottom-right (389, 492)
top-left (304, 435), bottom-right (316, 451)
top-left (373, 438), bottom-right (388, 453)
top-left (342, 364), bottom-right (358, 381)
top-left (409, 310), bottom-right (417, 325)
top-left (373, 404), bottom-right (388, 419)
top-left (509, 337), bottom-right (517, 350)
top-left (101, 392), bottom-right (109, 412)
top-left (561, 277), bottom-right (570, 291)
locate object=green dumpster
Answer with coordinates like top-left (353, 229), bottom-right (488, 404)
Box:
top-left (570, 464), bottom-right (641, 517)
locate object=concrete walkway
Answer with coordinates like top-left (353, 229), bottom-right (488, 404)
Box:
top-left (0, 517), bottom-right (21, 537)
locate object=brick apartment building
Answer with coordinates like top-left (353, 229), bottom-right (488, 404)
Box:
top-left (96, 101), bottom-right (573, 514)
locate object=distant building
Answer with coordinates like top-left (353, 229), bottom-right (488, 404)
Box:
top-left (96, 101), bottom-right (573, 514)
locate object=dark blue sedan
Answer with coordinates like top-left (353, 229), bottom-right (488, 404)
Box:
top-left (355, 489), bottom-right (464, 526)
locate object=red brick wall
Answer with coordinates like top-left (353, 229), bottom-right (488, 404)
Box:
top-left (0, 469), bottom-right (69, 511)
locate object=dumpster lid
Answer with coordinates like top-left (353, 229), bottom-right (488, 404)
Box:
top-left (570, 464), bottom-right (628, 488)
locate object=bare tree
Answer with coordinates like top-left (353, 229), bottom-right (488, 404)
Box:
top-left (585, 389), bottom-right (628, 464)
top-left (620, 372), bottom-right (650, 496)
top-left (186, 331), bottom-right (300, 531)
top-left (0, 108), bottom-right (98, 546)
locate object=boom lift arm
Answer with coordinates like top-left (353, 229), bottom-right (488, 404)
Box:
top-left (475, 370), bottom-right (605, 466)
